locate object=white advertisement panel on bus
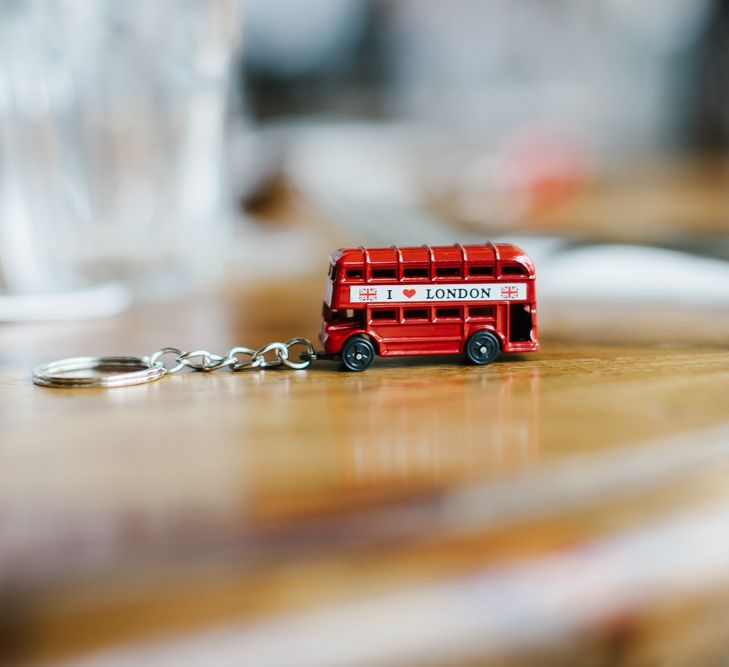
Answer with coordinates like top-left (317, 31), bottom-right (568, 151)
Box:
top-left (349, 283), bottom-right (527, 304)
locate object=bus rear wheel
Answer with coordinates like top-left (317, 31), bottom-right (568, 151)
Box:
top-left (465, 330), bottom-right (500, 366)
top-left (341, 335), bottom-right (375, 372)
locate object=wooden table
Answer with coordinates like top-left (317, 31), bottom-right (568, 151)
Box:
top-left (3, 271), bottom-right (729, 667)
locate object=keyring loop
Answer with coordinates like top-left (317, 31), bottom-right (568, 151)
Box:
top-left (33, 356), bottom-right (167, 388)
top-left (251, 341), bottom-right (288, 368)
top-left (177, 350), bottom-right (233, 372)
top-left (148, 347), bottom-right (185, 374)
top-left (282, 338), bottom-right (315, 370)
top-left (228, 346), bottom-right (262, 371)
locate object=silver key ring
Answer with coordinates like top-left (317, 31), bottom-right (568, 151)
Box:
top-left (33, 356), bottom-right (167, 388)
top-left (33, 337), bottom-right (320, 388)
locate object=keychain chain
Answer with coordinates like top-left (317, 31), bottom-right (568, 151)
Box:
top-left (148, 337), bottom-right (316, 373)
top-left (33, 338), bottom-right (318, 388)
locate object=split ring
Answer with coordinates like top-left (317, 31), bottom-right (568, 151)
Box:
top-left (33, 356), bottom-right (167, 388)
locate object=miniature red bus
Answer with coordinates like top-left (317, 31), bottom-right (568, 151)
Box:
top-left (320, 242), bottom-right (538, 371)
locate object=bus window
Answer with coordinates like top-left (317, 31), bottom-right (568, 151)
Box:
top-left (502, 265), bottom-right (526, 276)
top-left (328, 308), bottom-right (363, 323)
top-left (328, 264), bottom-right (338, 280)
top-left (403, 308), bottom-right (429, 321)
top-left (403, 266), bottom-right (429, 279)
top-left (468, 265), bottom-right (493, 277)
top-left (346, 268), bottom-right (363, 279)
top-left (469, 306), bottom-right (494, 319)
top-left (371, 267), bottom-right (397, 280)
top-left (435, 307), bottom-right (460, 319)
top-left (435, 266), bottom-right (461, 278)
top-left (371, 309), bottom-right (397, 321)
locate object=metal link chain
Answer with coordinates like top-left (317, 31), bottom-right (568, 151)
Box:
top-left (147, 338), bottom-right (316, 375)
top-left (33, 338), bottom-right (319, 388)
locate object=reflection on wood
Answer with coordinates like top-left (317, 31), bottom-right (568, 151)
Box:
top-left (2, 276), bottom-right (729, 666)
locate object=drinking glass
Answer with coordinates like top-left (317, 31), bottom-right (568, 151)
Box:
top-left (0, 0), bottom-right (242, 319)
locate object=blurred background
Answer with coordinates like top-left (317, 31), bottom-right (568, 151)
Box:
top-left (2, 0), bottom-right (729, 339)
top-left (5, 2), bottom-right (729, 667)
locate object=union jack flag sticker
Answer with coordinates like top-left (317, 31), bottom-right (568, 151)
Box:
top-left (501, 286), bottom-right (519, 299)
top-left (358, 288), bottom-right (378, 301)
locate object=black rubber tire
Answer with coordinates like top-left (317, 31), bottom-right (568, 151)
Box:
top-left (340, 335), bottom-right (376, 372)
top-left (465, 330), bottom-right (500, 366)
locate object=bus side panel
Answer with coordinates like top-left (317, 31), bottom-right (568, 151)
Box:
top-left (373, 320), bottom-right (463, 356)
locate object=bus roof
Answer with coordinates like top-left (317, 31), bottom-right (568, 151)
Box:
top-left (330, 243), bottom-right (535, 277)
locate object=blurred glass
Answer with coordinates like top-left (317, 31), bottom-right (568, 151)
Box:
top-left (0, 0), bottom-right (241, 312)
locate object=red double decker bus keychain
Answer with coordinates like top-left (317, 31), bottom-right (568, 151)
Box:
top-left (33, 242), bottom-right (539, 388)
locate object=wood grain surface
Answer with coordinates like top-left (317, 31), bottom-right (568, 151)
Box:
top-left (2, 270), bottom-right (729, 667)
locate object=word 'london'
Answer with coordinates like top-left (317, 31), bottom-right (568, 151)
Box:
top-left (390, 287), bottom-right (491, 300)
top-left (350, 282), bottom-right (525, 303)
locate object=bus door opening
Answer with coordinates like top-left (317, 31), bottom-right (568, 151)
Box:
top-left (509, 303), bottom-right (533, 342)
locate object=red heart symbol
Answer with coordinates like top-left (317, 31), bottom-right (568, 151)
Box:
top-left (403, 289), bottom-right (416, 299)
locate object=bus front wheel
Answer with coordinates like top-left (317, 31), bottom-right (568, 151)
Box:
top-left (341, 335), bottom-right (375, 372)
top-left (465, 331), bottom-right (500, 366)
